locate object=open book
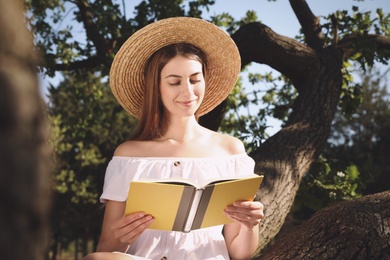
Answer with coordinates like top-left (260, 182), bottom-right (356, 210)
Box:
top-left (124, 174), bottom-right (263, 232)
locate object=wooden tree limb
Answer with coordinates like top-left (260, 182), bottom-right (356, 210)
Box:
top-left (337, 33), bottom-right (390, 60)
top-left (53, 55), bottom-right (106, 71)
top-left (232, 17), bottom-right (344, 252)
top-left (257, 191), bottom-right (390, 259)
top-left (289, 0), bottom-right (324, 50)
top-left (198, 100), bottom-right (227, 131)
top-left (51, 0), bottom-right (117, 72)
top-left (231, 22), bottom-right (319, 87)
top-left (75, 0), bottom-right (114, 55)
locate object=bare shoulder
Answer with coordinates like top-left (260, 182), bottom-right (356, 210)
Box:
top-left (113, 140), bottom-right (152, 157)
top-left (212, 132), bottom-right (246, 155)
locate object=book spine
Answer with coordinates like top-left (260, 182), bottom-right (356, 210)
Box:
top-left (172, 186), bottom-right (196, 231)
top-left (191, 185), bottom-right (215, 230)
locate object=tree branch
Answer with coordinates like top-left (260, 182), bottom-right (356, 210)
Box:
top-left (258, 191), bottom-right (390, 259)
top-left (231, 22), bottom-right (318, 86)
top-left (289, 0), bottom-right (324, 50)
top-left (75, 0), bottom-right (113, 55)
top-left (232, 20), bottom-right (344, 252)
top-left (198, 100), bottom-right (227, 131)
top-left (50, 0), bottom-right (118, 72)
top-left (53, 55), bottom-right (106, 71)
top-left (337, 33), bottom-right (390, 61)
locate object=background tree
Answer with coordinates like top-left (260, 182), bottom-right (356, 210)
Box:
top-left (24, 0), bottom-right (390, 258)
top-left (47, 70), bottom-right (135, 259)
top-left (288, 67), bottom-right (390, 225)
top-left (327, 67), bottom-right (390, 195)
top-left (0, 1), bottom-right (51, 259)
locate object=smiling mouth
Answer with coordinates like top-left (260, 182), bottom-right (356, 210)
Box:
top-left (178, 99), bottom-right (197, 106)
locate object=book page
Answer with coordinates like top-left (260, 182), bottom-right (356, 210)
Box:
top-left (133, 174), bottom-right (261, 189)
top-left (199, 174), bottom-right (261, 187)
top-left (183, 189), bottom-right (203, 232)
top-left (134, 177), bottom-right (201, 188)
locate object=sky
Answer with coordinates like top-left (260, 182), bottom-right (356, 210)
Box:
top-left (40, 0), bottom-right (390, 135)
top-left (202, 0), bottom-right (390, 135)
top-left (206, 0), bottom-right (389, 38)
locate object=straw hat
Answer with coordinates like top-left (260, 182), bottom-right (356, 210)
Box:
top-left (109, 17), bottom-right (241, 119)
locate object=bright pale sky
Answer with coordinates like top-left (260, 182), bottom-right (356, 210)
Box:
top-left (205, 0), bottom-right (390, 38)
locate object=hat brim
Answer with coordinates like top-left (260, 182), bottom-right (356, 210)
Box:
top-left (110, 17), bottom-right (241, 119)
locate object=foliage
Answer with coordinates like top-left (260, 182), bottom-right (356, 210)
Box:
top-left (47, 70), bottom-right (136, 255)
top-left (292, 157), bottom-right (362, 221)
top-left (327, 67), bottom-right (390, 195)
top-left (220, 70), bottom-right (296, 152)
top-left (212, 12), bottom-right (297, 152)
top-left (290, 67), bottom-right (390, 222)
top-left (219, 7), bottom-right (389, 153)
top-left (293, 6), bottom-right (389, 117)
top-left (210, 10), bottom-right (258, 34)
top-left (24, 0), bottom-right (216, 77)
top-left (324, 7), bottom-right (390, 67)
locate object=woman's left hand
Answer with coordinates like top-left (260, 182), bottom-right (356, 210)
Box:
top-left (224, 200), bottom-right (264, 230)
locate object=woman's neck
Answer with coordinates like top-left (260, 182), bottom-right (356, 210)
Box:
top-left (158, 115), bottom-right (203, 143)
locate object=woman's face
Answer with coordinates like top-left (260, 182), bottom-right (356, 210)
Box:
top-left (159, 55), bottom-right (205, 118)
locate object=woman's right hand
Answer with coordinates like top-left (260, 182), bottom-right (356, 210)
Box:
top-left (96, 201), bottom-right (154, 252)
top-left (111, 212), bottom-right (155, 247)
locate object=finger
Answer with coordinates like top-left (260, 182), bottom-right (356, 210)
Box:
top-left (225, 209), bottom-right (262, 222)
top-left (112, 213), bottom-right (154, 244)
top-left (226, 213), bottom-right (259, 230)
top-left (112, 212), bottom-right (145, 230)
top-left (224, 206), bottom-right (264, 226)
top-left (225, 205), bottom-right (264, 218)
top-left (233, 200), bottom-right (264, 210)
top-left (124, 212), bottom-right (148, 225)
top-left (118, 215), bottom-right (155, 245)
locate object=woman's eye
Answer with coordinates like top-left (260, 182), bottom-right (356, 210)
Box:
top-left (190, 79), bottom-right (201, 84)
top-left (167, 78), bottom-right (201, 86)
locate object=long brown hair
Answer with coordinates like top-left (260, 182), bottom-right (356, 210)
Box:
top-left (129, 43), bottom-right (208, 140)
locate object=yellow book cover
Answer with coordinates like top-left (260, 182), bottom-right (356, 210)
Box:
top-left (124, 174), bottom-right (263, 232)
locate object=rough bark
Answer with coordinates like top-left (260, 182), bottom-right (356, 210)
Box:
top-left (0, 1), bottom-right (51, 259)
top-left (231, 16), bottom-right (343, 252)
top-left (257, 191), bottom-right (390, 260)
top-left (228, 0), bottom-right (390, 256)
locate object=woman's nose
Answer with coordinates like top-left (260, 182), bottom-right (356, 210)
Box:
top-left (181, 80), bottom-right (194, 94)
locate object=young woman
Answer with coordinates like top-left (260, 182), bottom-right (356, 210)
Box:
top-left (84, 17), bottom-right (264, 260)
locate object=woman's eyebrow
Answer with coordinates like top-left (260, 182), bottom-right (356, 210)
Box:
top-left (164, 74), bottom-right (182, 79)
top-left (164, 72), bottom-right (202, 79)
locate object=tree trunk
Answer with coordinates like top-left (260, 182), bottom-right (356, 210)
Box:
top-left (257, 191), bottom-right (390, 259)
top-left (232, 21), bottom-right (343, 252)
top-left (227, 1), bottom-right (390, 256)
top-left (0, 1), bottom-right (51, 260)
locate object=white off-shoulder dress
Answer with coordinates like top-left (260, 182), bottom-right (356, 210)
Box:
top-left (100, 153), bottom-right (255, 260)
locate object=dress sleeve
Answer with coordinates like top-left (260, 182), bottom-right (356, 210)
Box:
top-left (235, 154), bottom-right (256, 176)
top-left (100, 158), bottom-right (130, 203)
